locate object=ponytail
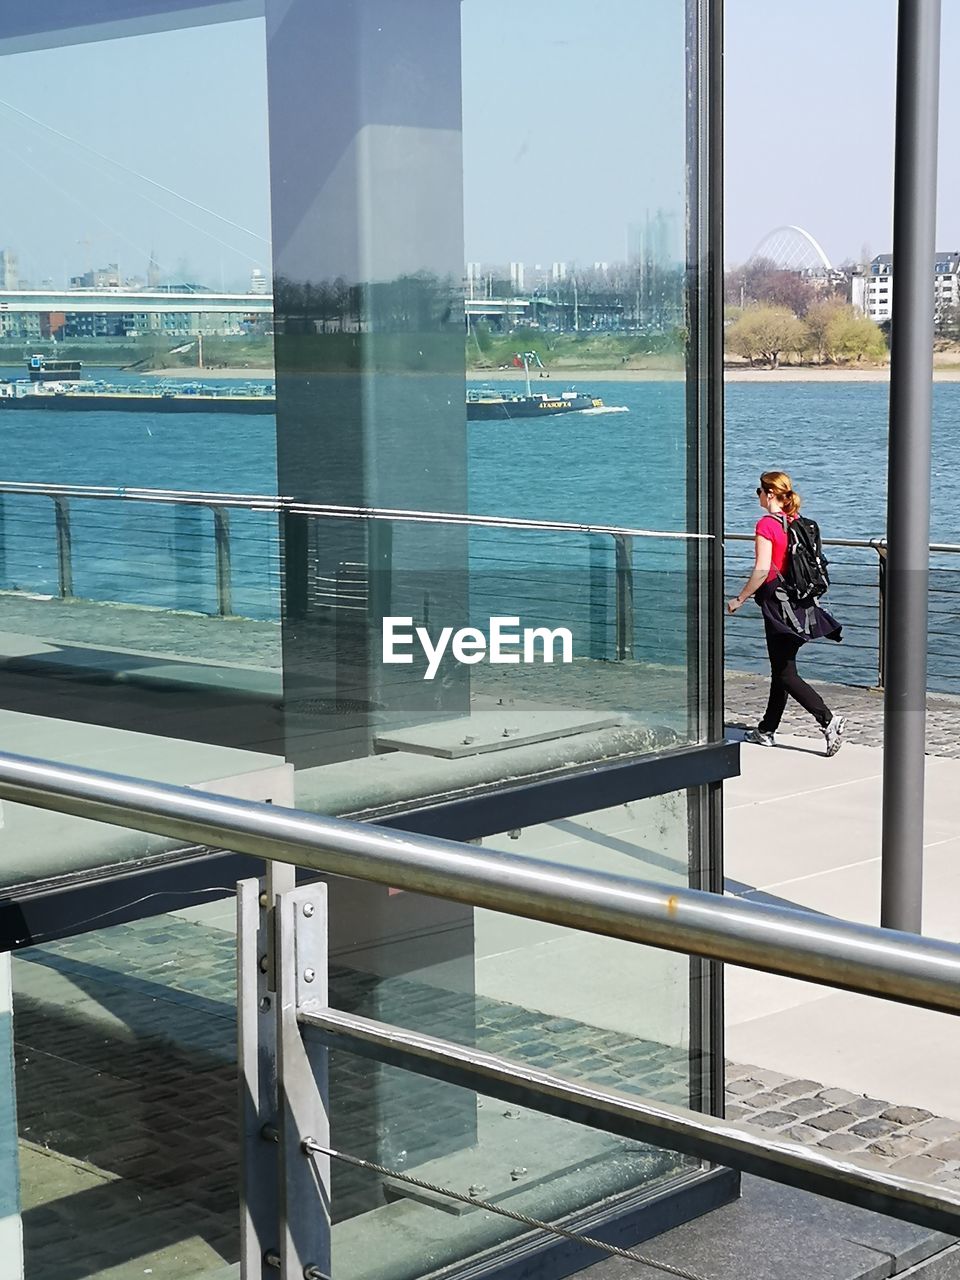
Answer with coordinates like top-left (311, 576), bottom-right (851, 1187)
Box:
top-left (760, 470), bottom-right (802, 516)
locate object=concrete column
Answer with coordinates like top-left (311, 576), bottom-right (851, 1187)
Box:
top-left (263, 0), bottom-right (477, 1195)
top-left (264, 0), bottom-right (469, 770)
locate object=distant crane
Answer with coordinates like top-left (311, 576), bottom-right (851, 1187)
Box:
top-left (168, 335), bottom-right (204, 368)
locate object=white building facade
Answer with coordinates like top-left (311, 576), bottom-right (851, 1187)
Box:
top-left (863, 251), bottom-right (960, 324)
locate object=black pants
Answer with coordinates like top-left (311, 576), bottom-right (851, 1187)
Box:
top-left (759, 619), bottom-right (832, 734)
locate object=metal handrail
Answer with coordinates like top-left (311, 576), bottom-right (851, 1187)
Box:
top-left (0, 481), bottom-right (708, 541)
top-left (725, 530), bottom-right (960, 555)
top-left (303, 1006), bottom-right (960, 1233)
top-left (0, 749), bottom-right (959, 1014)
top-left (2, 747), bottom-right (960, 1232)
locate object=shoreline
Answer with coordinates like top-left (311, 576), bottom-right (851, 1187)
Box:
top-left (131, 364), bottom-right (960, 383)
top-left (468, 365), bottom-right (960, 383)
top-left (140, 366), bottom-right (275, 380)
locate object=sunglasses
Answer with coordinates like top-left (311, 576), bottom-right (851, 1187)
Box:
top-left (756, 487), bottom-right (765, 496)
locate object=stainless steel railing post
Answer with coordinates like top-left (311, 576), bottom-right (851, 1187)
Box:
top-left (614, 533), bottom-right (634, 660)
top-left (52, 496), bottom-right (73, 599)
top-left (213, 506), bottom-right (233, 617)
top-left (873, 540), bottom-right (888, 689)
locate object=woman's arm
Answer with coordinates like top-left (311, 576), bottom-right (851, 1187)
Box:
top-left (726, 533), bottom-right (773, 614)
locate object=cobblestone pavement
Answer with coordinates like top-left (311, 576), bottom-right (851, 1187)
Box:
top-left (726, 1061), bottom-right (960, 1194)
top-left (7, 593), bottom-right (960, 756)
top-left (13, 914), bottom-right (960, 1279)
top-left (0, 592), bottom-right (281, 670)
top-left (726, 669), bottom-right (960, 757)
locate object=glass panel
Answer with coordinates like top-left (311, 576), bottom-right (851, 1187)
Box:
top-left (324, 789), bottom-right (712, 1275)
top-left (264, 0), bottom-right (711, 811)
top-left (14, 911), bottom-right (239, 1279)
top-left (11, 791), bottom-right (706, 1280)
top-left (327, 1057), bottom-right (692, 1280)
top-left (0, 14), bottom-right (284, 894)
top-left (0, 0), bottom-right (713, 882)
top-left (0, 0), bottom-right (716, 1272)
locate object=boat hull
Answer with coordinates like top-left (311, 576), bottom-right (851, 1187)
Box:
top-left (0, 393), bottom-right (276, 414)
top-left (466, 394), bottom-right (598, 422)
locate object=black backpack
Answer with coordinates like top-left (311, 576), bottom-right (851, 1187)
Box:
top-left (777, 514), bottom-right (830, 603)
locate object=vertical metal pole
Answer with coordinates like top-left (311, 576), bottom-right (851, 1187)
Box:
top-left (876, 544), bottom-right (888, 690)
top-left (0, 495), bottom-right (6, 590)
top-left (276, 884), bottom-right (331, 1280)
top-left (213, 506), bottom-right (233, 617)
top-left (881, 0), bottom-right (942, 932)
top-left (238, 878), bottom-right (281, 1280)
top-left (614, 534), bottom-right (634, 661)
top-left (53, 497), bottom-right (73, 599)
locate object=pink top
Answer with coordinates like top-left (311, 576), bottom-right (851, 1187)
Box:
top-left (756, 512), bottom-right (795, 581)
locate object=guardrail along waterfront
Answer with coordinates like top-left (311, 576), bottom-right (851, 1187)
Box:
top-left (1, 481), bottom-right (956, 693)
top-left (725, 531), bottom-right (960, 692)
top-left (0, 482), bottom-right (705, 671)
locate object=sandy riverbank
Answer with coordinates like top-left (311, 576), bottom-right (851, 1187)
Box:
top-left (140, 363), bottom-right (960, 382)
top-left (468, 364), bottom-right (960, 383)
top-left (724, 365), bottom-right (960, 382)
top-left (141, 367), bottom-right (275, 379)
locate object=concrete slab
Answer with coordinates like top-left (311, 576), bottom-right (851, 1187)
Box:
top-left (725, 740), bottom-right (884, 808)
top-left (724, 733), bottom-right (960, 1122)
top-left (724, 968), bottom-right (830, 1028)
top-left (582, 1172), bottom-right (904, 1279)
top-left (726, 988), bottom-right (960, 1119)
top-left (732, 838), bottom-right (960, 938)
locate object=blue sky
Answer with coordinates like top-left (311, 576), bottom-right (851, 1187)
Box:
top-left (0, 18), bottom-right (272, 290)
top-left (725, 0), bottom-right (960, 266)
top-left (0, 3), bottom-right (957, 283)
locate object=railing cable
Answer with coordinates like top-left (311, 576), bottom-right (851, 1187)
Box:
top-left (302, 1140), bottom-right (710, 1280)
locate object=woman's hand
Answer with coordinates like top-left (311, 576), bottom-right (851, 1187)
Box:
top-left (726, 597), bottom-right (743, 615)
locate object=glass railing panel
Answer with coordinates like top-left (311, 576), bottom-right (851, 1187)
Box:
top-left (323, 788), bottom-right (710, 1274)
top-left (326, 1054), bottom-right (695, 1280)
top-left (13, 911), bottom-right (240, 1278)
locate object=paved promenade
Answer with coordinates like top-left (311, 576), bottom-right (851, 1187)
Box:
top-left (721, 700), bottom-right (960, 1136)
top-left (726, 668), bottom-right (960, 757)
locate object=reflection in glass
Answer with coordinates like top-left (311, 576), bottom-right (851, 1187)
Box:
top-left (325, 792), bottom-right (708, 1277)
top-left (0, 0), bottom-right (717, 1272)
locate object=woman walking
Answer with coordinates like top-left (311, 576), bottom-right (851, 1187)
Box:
top-left (727, 471), bottom-right (846, 754)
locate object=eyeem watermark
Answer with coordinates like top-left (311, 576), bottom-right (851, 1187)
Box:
top-left (383, 616), bottom-right (573, 680)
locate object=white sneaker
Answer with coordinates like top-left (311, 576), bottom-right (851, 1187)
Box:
top-left (744, 728), bottom-right (775, 747)
top-left (823, 715), bottom-right (846, 756)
